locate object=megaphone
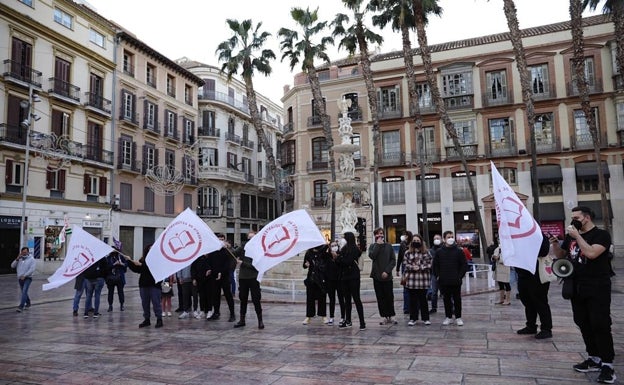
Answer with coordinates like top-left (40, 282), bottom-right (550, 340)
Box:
top-left (552, 258), bottom-right (574, 278)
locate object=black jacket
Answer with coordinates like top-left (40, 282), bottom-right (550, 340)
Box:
top-left (83, 258), bottom-right (109, 280)
top-left (432, 244), bottom-right (467, 286)
top-left (336, 245), bottom-right (362, 281)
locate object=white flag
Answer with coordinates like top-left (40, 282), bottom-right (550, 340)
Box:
top-left (245, 209), bottom-right (326, 281)
top-left (42, 225), bottom-right (113, 291)
top-left (491, 162), bottom-right (543, 274)
top-left (146, 208), bottom-right (222, 282)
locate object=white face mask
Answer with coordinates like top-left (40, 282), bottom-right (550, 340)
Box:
top-left (331, 246), bottom-right (339, 252)
top-left (445, 238), bottom-right (455, 246)
top-left (433, 239), bottom-right (442, 246)
top-left (400, 235), bottom-right (406, 242)
top-left (338, 238), bottom-right (347, 249)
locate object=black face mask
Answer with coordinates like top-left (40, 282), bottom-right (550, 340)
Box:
top-left (571, 219), bottom-right (583, 230)
top-left (411, 241), bottom-right (421, 249)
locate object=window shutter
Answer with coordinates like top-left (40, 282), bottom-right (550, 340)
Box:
top-left (154, 105), bottom-right (159, 133)
top-left (99, 176), bottom-right (107, 196)
top-left (120, 89), bottom-right (127, 118)
top-left (182, 118), bottom-right (187, 142)
top-left (59, 170), bottom-right (66, 192)
top-left (142, 144), bottom-right (148, 174)
top-left (155, 148), bottom-right (160, 167)
top-left (6, 159), bottom-right (13, 184)
top-left (83, 174), bottom-right (90, 194)
top-left (117, 139), bottom-right (123, 169)
top-left (46, 170), bottom-right (53, 189)
top-left (143, 100), bottom-right (148, 129)
top-left (131, 142), bottom-right (137, 170)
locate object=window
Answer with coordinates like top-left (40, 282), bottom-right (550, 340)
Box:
top-left (201, 78), bottom-right (215, 99)
top-left (144, 187), bottom-right (154, 212)
top-left (201, 110), bottom-right (215, 129)
top-left (88, 73), bottom-right (104, 109)
top-left (120, 135), bottom-right (133, 168)
top-left (227, 152), bottom-right (238, 169)
top-left (83, 174), bottom-right (107, 197)
top-left (185, 84), bottom-right (192, 105)
top-left (529, 64), bottom-right (550, 96)
top-left (146, 64), bottom-right (156, 87)
top-left (165, 150), bottom-right (175, 168)
top-left (534, 113), bottom-right (555, 146)
top-left (416, 174), bottom-right (440, 202)
top-left (122, 90), bottom-right (136, 122)
top-left (228, 117), bottom-right (235, 135)
top-left (342, 92), bottom-right (360, 119)
top-left (382, 176), bottom-right (405, 204)
top-left (442, 69), bottom-right (472, 96)
top-left (617, 102), bottom-right (624, 131)
top-left (51, 109), bottom-right (70, 137)
top-left (257, 161), bottom-right (263, 178)
top-left (143, 144), bottom-right (156, 173)
top-left (351, 134), bottom-right (362, 165)
top-left (488, 118), bottom-right (513, 154)
top-left (313, 180), bottom-right (328, 207)
top-left (122, 51), bottom-right (134, 76)
top-left (198, 187), bottom-right (219, 216)
top-left (199, 148), bottom-right (218, 168)
top-left (120, 183), bottom-right (132, 210)
top-left (382, 130), bottom-right (401, 164)
top-left (452, 174), bottom-right (472, 201)
top-left (165, 110), bottom-right (177, 137)
top-left (19, 0), bottom-right (33, 6)
top-left (485, 70), bottom-right (508, 103)
top-left (497, 168), bottom-right (517, 185)
top-left (183, 155), bottom-right (194, 181)
top-left (571, 57), bottom-right (596, 92)
top-left (451, 120), bottom-right (476, 145)
top-left (378, 85), bottom-right (400, 112)
top-left (167, 74), bottom-right (175, 97)
top-left (6, 160), bottom-right (24, 186)
top-left (54, 8), bottom-right (73, 29)
top-left (184, 193), bottom-right (192, 210)
top-left (416, 82), bottom-right (432, 109)
top-left (86, 121), bottom-right (103, 162)
top-left (539, 180), bottom-right (562, 196)
top-left (311, 137), bottom-right (328, 162)
top-left (53, 57), bottom-right (71, 97)
top-left (574, 108), bottom-right (599, 147)
top-left (145, 101), bottom-right (156, 130)
top-left (89, 29), bottom-right (105, 47)
top-left (165, 195), bottom-right (174, 214)
top-left (184, 118), bottom-right (194, 144)
top-left (281, 140), bottom-right (295, 166)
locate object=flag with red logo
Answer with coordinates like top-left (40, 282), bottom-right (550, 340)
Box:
top-left (491, 162), bottom-right (543, 273)
top-left (245, 209), bottom-right (326, 281)
top-left (146, 208), bottom-right (222, 282)
top-left (43, 225), bottom-right (113, 291)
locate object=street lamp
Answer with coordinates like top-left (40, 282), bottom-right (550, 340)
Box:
top-left (19, 85), bottom-right (40, 250)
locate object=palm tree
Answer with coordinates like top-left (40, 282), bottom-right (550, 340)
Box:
top-left (570, 0), bottom-right (611, 234)
top-left (370, 0), bottom-right (430, 241)
top-left (216, 19), bottom-right (282, 217)
top-left (278, 7), bottom-right (337, 235)
top-left (331, 0), bottom-right (383, 229)
top-left (583, 0), bottom-right (624, 78)
top-left (412, 0), bottom-right (488, 257)
top-left (499, 0), bottom-right (542, 222)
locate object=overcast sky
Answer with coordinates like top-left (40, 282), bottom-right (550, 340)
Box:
top-left (86, 0), bottom-right (600, 102)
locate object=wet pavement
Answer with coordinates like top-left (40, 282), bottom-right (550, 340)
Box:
top-left (0, 260), bottom-right (622, 385)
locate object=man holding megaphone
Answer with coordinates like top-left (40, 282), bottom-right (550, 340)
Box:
top-left (551, 206), bottom-right (615, 384)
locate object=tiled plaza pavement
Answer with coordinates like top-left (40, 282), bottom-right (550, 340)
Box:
top-left (0, 263), bottom-right (621, 385)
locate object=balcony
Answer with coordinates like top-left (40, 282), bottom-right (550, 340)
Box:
top-left (486, 141), bottom-right (517, 158)
top-left (198, 127), bottom-right (220, 138)
top-left (307, 115), bottom-right (330, 128)
top-left (197, 165), bottom-right (245, 182)
top-left (573, 132), bottom-right (607, 150)
top-left (282, 122), bottom-right (294, 136)
top-left (529, 136), bottom-right (561, 154)
top-left (84, 145), bottom-right (114, 165)
top-left (377, 106), bottom-right (402, 120)
top-left (48, 78), bottom-right (80, 102)
top-left (143, 122), bottom-right (160, 135)
top-left (443, 94), bottom-right (474, 110)
top-left (244, 174), bottom-right (255, 184)
top-left (167, 86), bottom-right (176, 98)
top-left (378, 152), bottom-right (405, 167)
top-left (411, 148), bottom-right (441, 164)
top-left (531, 83), bottom-right (556, 100)
top-left (117, 159), bottom-right (141, 173)
top-left (354, 156), bottom-right (367, 168)
top-left (241, 138), bottom-right (255, 149)
top-left (445, 144), bottom-right (479, 160)
top-left (482, 89), bottom-right (511, 107)
top-left (120, 111), bottom-right (139, 126)
top-left (307, 160), bottom-right (329, 172)
top-left (3, 60), bottom-right (42, 87)
top-left (164, 127), bottom-right (179, 141)
top-left (197, 206), bottom-right (220, 216)
top-left (613, 74), bottom-right (624, 91)
top-left (418, 102), bottom-right (437, 114)
top-left (198, 90), bottom-right (249, 114)
top-left (338, 107), bottom-right (362, 122)
top-left (123, 62), bottom-right (134, 77)
top-left (311, 197), bottom-right (327, 208)
top-left (225, 132), bottom-right (241, 145)
top-left (566, 78), bottom-right (603, 96)
top-left (84, 92), bottom-right (111, 114)
top-left (0, 123), bottom-right (27, 146)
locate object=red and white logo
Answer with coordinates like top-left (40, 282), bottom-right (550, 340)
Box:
top-left (501, 196), bottom-right (537, 239)
top-left (261, 220), bottom-right (299, 258)
top-left (159, 220), bottom-right (203, 263)
top-left (62, 247), bottom-right (95, 278)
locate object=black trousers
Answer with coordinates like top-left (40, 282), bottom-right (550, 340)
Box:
top-left (373, 280), bottom-right (395, 318)
top-left (517, 273), bottom-right (552, 331)
top-left (179, 281), bottom-right (193, 312)
top-left (106, 280), bottom-right (124, 306)
top-left (325, 279), bottom-right (342, 318)
top-left (439, 284), bottom-right (462, 318)
top-left (407, 288), bottom-right (429, 321)
top-left (572, 281), bottom-right (614, 363)
top-left (305, 282), bottom-right (326, 317)
top-left (212, 274), bottom-right (235, 316)
top-left (196, 279), bottom-right (214, 313)
top-left (341, 279), bottom-right (364, 324)
top-left (238, 278), bottom-right (262, 317)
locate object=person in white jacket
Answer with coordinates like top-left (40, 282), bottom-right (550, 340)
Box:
top-left (11, 247), bottom-right (36, 312)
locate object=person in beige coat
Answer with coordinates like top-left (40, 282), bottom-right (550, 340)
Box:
top-left (492, 246), bottom-right (511, 305)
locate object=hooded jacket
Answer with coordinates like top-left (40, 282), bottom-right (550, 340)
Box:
top-left (11, 252), bottom-right (36, 278)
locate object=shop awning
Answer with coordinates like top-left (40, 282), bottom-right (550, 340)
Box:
top-left (577, 200), bottom-right (613, 220)
top-left (539, 202), bottom-right (565, 221)
top-left (575, 161), bottom-right (610, 178)
top-left (536, 165), bottom-right (562, 182)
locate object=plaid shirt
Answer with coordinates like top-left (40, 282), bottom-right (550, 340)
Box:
top-left (403, 250), bottom-right (433, 289)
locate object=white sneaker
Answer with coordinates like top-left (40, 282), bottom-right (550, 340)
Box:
top-left (178, 311), bottom-right (189, 319)
top-left (408, 320), bottom-right (416, 326)
top-left (424, 320), bottom-right (431, 326)
top-left (167, 312), bottom-right (172, 317)
top-left (456, 318), bottom-right (464, 326)
top-left (326, 318), bottom-right (334, 325)
top-left (322, 317), bottom-right (329, 324)
top-left (206, 310), bottom-right (214, 319)
top-left (302, 317), bottom-right (311, 325)
top-left (442, 317), bottom-right (453, 326)
top-left (194, 311), bottom-right (205, 319)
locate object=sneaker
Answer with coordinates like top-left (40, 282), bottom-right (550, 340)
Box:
top-left (167, 312), bottom-right (172, 317)
top-left (83, 313), bottom-right (89, 319)
top-left (338, 320), bottom-right (348, 328)
top-left (408, 320), bottom-right (416, 326)
top-left (516, 326), bottom-right (538, 335)
top-left (208, 313), bottom-right (220, 320)
top-left (25, 303), bottom-right (31, 308)
top-left (73, 310), bottom-right (78, 317)
top-left (597, 365), bottom-right (616, 384)
top-left (424, 320), bottom-right (431, 326)
top-left (322, 317), bottom-right (329, 324)
top-left (155, 318), bottom-right (163, 328)
top-left (302, 317), bottom-right (311, 325)
top-left (359, 323), bottom-right (366, 330)
top-left (442, 318), bottom-right (453, 325)
top-left (139, 319), bottom-right (151, 328)
top-left (194, 311), bottom-right (205, 319)
top-left (456, 318), bottom-right (464, 326)
top-left (390, 317), bottom-right (398, 325)
top-left (16, 307), bottom-right (23, 313)
top-left (93, 313), bottom-right (101, 319)
top-left (206, 310), bottom-right (214, 319)
top-left (326, 318), bottom-right (334, 325)
top-left (535, 330), bottom-right (552, 339)
top-left (573, 358), bottom-right (602, 373)
top-left (429, 308), bottom-right (437, 314)
top-left (345, 321), bottom-right (352, 328)
top-left (178, 311), bottom-right (190, 319)
top-left (120, 305), bottom-right (124, 311)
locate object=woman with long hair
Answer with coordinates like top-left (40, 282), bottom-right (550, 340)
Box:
top-left (334, 232), bottom-right (366, 330)
top-left (125, 244), bottom-right (163, 328)
top-left (403, 234), bottom-right (433, 326)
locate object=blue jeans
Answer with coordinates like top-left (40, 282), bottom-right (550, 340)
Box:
top-left (18, 277), bottom-right (32, 309)
top-left (73, 279), bottom-right (87, 312)
top-left (139, 286), bottom-right (162, 320)
top-left (84, 278), bottom-right (105, 314)
top-left (430, 276), bottom-right (439, 310)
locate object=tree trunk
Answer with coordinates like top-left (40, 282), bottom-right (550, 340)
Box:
top-left (570, 0), bottom-right (611, 234)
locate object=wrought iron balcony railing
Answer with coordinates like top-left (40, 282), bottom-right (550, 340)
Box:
top-left (3, 60), bottom-right (42, 87)
top-left (48, 77), bottom-right (80, 102)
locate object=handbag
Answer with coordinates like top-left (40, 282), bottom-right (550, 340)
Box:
top-left (538, 255), bottom-right (558, 283)
top-left (561, 277), bottom-right (575, 300)
top-left (161, 281), bottom-right (172, 294)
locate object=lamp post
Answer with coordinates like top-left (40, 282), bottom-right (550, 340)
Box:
top-left (418, 128), bottom-right (429, 244)
top-left (19, 85), bottom-right (39, 249)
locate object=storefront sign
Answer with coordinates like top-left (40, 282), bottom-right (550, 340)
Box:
top-left (451, 171), bottom-right (476, 178)
top-left (0, 216), bottom-right (22, 228)
top-left (82, 220), bottom-right (103, 228)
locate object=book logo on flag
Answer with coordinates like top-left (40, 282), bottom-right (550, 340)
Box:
top-left (159, 220), bottom-right (202, 262)
top-left (499, 195), bottom-right (538, 238)
top-left (62, 247), bottom-right (95, 278)
top-left (261, 220), bottom-right (299, 258)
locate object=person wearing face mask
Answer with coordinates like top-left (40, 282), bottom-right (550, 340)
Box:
top-left (206, 234), bottom-right (237, 322)
top-left (324, 241), bottom-right (343, 325)
top-left (12, 247), bottom-right (36, 312)
top-left (428, 234), bottom-right (443, 314)
top-left (335, 232), bottom-right (366, 330)
top-left (302, 243), bottom-right (329, 325)
top-left (368, 227), bottom-right (397, 325)
top-left (233, 231), bottom-right (264, 329)
top-left (432, 231), bottom-right (467, 326)
top-left (551, 206), bottom-right (615, 384)
top-left (396, 231), bottom-right (413, 315)
top-left (403, 234), bottom-right (433, 326)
